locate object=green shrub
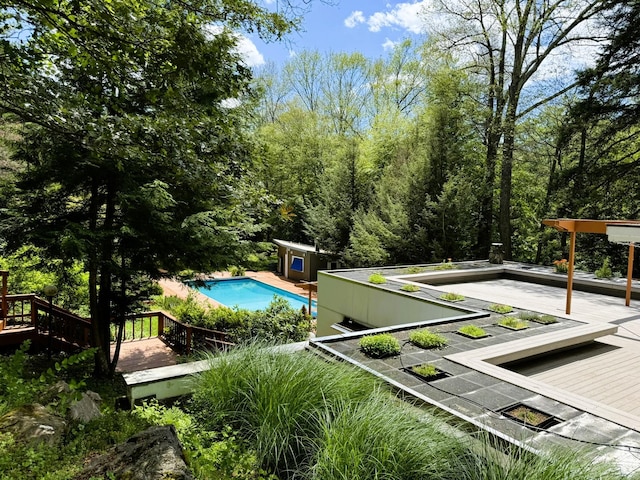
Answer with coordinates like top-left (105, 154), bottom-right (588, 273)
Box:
top-left (359, 333), bottom-right (401, 358)
top-left (411, 363), bottom-right (439, 378)
top-left (458, 325), bottom-right (487, 338)
top-left (440, 292), bottom-right (465, 302)
top-left (409, 329), bottom-right (448, 349)
top-left (488, 303), bottom-right (513, 314)
top-left (400, 284), bottom-right (420, 292)
top-left (368, 273), bottom-right (387, 284)
top-left (403, 266), bottom-right (427, 274)
top-left (498, 317), bottom-right (529, 330)
top-left (595, 258), bottom-right (613, 279)
top-left (191, 345), bottom-right (380, 477)
top-left (429, 261), bottom-right (457, 271)
top-left (311, 393), bottom-right (465, 480)
top-left (518, 312), bottom-right (558, 324)
top-left (229, 265), bottom-right (247, 277)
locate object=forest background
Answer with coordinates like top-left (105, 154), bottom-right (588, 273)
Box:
top-left (0, 0), bottom-right (638, 371)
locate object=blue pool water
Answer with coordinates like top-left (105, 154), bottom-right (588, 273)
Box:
top-left (192, 278), bottom-right (317, 314)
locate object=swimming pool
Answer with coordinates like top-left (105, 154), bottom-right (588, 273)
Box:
top-left (192, 278), bottom-right (317, 314)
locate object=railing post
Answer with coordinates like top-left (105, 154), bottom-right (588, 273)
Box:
top-left (186, 326), bottom-right (192, 356)
top-left (31, 297), bottom-right (38, 328)
top-left (158, 313), bottom-right (164, 338)
top-left (0, 271), bottom-right (8, 327)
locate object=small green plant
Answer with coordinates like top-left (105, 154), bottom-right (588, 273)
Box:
top-left (429, 260), bottom-right (457, 271)
top-left (518, 312), bottom-right (558, 324)
top-left (595, 258), bottom-right (612, 279)
top-left (553, 259), bottom-right (568, 273)
top-left (228, 265), bottom-right (246, 277)
top-left (457, 325), bottom-right (487, 338)
top-left (488, 303), bottom-right (513, 314)
top-left (359, 333), bottom-right (400, 358)
top-left (440, 292), bottom-right (465, 302)
top-left (411, 363), bottom-right (439, 378)
top-left (498, 317), bottom-right (529, 330)
top-left (400, 284), bottom-right (420, 292)
top-left (409, 329), bottom-right (448, 349)
top-left (404, 266), bottom-right (427, 274)
top-left (368, 273), bottom-right (387, 284)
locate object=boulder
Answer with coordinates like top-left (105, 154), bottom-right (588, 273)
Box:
top-left (76, 425), bottom-right (194, 480)
top-left (0, 404), bottom-right (66, 447)
top-left (68, 391), bottom-right (102, 423)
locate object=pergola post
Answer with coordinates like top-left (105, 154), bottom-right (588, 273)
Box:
top-left (626, 244), bottom-right (635, 307)
top-left (566, 231), bottom-right (576, 315)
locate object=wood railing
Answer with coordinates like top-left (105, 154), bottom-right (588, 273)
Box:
top-left (158, 311), bottom-right (233, 355)
top-left (0, 294), bottom-right (91, 350)
top-left (1, 294), bottom-right (233, 355)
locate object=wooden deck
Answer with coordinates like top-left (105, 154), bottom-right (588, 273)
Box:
top-left (112, 338), bottom-right (178, 373)
top-left (516, 335), bottom-right (640, 417)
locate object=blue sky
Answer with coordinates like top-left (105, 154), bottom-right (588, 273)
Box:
top-left (241, 1), bottom-right (429, 68)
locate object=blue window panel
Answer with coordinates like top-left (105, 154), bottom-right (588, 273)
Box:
top-left (291, 257), bottom-right (304, 272)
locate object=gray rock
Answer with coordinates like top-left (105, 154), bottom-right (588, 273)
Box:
top-left (0, 404), bottom-right (66, 447)
top-left (68, 391), bottom-right (102, 423)
top-left (76, 425), bottom-right (194, 480)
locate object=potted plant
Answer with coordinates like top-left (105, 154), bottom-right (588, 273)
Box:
top-left (553, 259), bottom-right (568, 273)
top-left (497, 317), bottom-right (529, 330)
top-left (439, 292), bottom-right (465, 302)
top-left (368, 273), bottom-right (387, 284)
top-left (359, 333), bottom-right (400, 358)
top-left (409, 329), bottom-right (448, 349)
top-left (488, 303), bottom-right (513, 314)
top-left (401, 284), bottom-right (420, 292)
top-left (457, 325), bottom-right (488, 339)
top-left (518, 312), bottom-right (558, 325)
top-left (502, 403), bottom-right (559, 429)
top-left (408, 363), bottom-right (449, 382)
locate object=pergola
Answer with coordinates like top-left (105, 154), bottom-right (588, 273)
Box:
top-left (542, 219), bottom-right (640, 314)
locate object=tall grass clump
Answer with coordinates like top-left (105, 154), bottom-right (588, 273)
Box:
top-left (310, 394), bottom-right (465, 480)
top-left (191, 344), bottom-right (380, 477)
top-left (454, 434), bottom-right (631, 480)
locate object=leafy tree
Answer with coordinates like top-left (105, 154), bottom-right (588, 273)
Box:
top-left (0, 0), bottom-right (293, 375)
top-left (427, 0), bottom-right (608, 258)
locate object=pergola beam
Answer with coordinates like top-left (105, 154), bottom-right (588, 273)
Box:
top-left (543, 218), bottom-right (640, 314)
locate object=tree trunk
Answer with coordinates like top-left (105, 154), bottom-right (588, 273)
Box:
top-left (499, 100), bottom-right (519, 259)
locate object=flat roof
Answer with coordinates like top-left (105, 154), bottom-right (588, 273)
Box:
top-left (273, 239), bottom-right (331, 255)
top-left (313, 261), bottom-right (640, 473)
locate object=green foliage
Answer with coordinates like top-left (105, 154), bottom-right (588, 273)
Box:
top-left (429, 260), bottom-right (457, 271)
top-left (518, 312), bottom-right (558, 324)
top-left (554, 259), bottom-right (569, 273)
top-left (440, 292), bottom-right (465, 302)
top-left (411, 363), bottom-right (439, 378)
top-left (409, 329), bottom-right (448, 349)
top-left (191, 345), bottom-right (380, 477)
top-left (359, 333), bottom-right (401, 358)
top-left (155, 295), bottom-right (311, 345)
top-left (228, 265), bottom-right (247, 277)
top-left (595, 258), bottom-right (613, 279)
top-left (400, 284), bottom-right (420, 292)
top-left (368, 273), bottom-right (387, 284)
top-left (135, 400), bottom-right (276, 479)
top-left (404, 266), bottom-right (427, 274)
top-left (488, 303), bottom-right (513, 314)
top-left (0, 246), bottom-right (90, 316)
top-left (498, 317), bottom-right (529, 330)
top-left (458, 325), bottom-right (487, 338)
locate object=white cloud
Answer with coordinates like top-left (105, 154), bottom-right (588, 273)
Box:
top-left (345, 11), bottom-right (366, 28)
top-left (235, 35), bottom-right (265, 67)
top-left (367, 2), bottom-right (428, 34)
top-left (205, 24), bottom-right (265, 67)
top-left (382, 38), bottom-right (400, 51)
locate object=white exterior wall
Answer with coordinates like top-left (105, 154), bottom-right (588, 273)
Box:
top-left (316, 272), bottom-right (467, 337)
